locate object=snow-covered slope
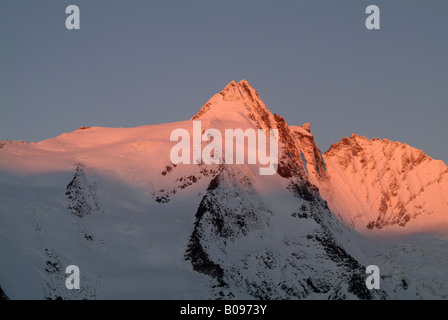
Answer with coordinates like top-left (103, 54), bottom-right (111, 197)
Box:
top-left (318, 134), bottom-right (448, 233)
top-left (0, 80), bottom-right (385, 300)
top-left (1, 80), bottom-right (447, 300)
top-left (290, 123), bottom-right (448, 235)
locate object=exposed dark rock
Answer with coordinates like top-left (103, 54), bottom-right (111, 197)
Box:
top-left (0, 285), bottom-right (9, 300)
top-left (66, 164), bottom-right (100, 217)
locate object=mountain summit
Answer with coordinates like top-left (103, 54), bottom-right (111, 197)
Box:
top-left (314, 134), bottom-right (448, 232)
top-left (193, 80), bottom-right (274, 127)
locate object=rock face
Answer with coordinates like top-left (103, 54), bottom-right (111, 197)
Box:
top-left (290, 123), bottom-right (328, 186)
top-left (289, 120), bottom-right (448, 233)
top-left (66, 164), bottom-right (100, 218)
top-left (313, 134), bottom-right (448, 232)
top-left (0, 285), bottom-right (9, 300)
top-left (183, 80), bottom-right (387, 299)
top-left (183, 166), bottom-right (386, 299)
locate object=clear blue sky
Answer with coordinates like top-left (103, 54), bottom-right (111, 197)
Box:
top-left (1, 0), bottom-right (447, 163)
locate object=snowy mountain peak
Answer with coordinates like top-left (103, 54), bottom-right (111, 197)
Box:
top-left (326, 134), bottom-right (430, 167)
top-left (192, 80), bottom-right (276, 130)
top-left (316, 135), bottom-right (448, 233)
top-left (192, 80), bottom-right (246, 120)
top-left (2, 79), bottom-right (448, 300)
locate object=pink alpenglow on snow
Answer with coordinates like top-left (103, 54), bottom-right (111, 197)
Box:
top-left (169, 120), bottom-right (279, 175)
top-left (1, 79), bottom-right (448, 300)
top-left (293, 130), bottom-right (448, 234)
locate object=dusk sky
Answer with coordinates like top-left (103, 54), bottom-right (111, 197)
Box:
top-left (1, 0), bottom-right (447, 163)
